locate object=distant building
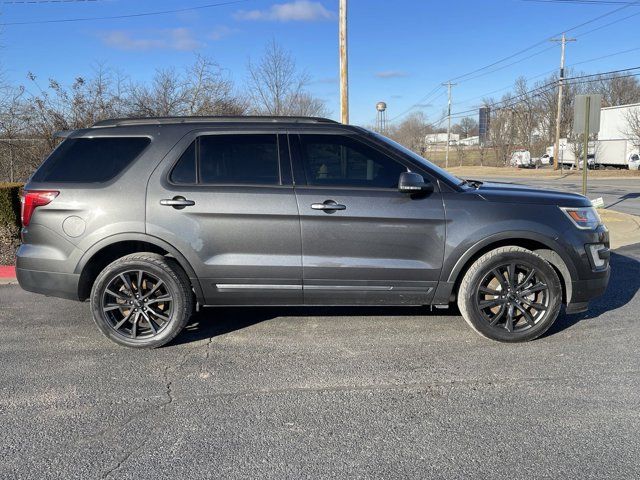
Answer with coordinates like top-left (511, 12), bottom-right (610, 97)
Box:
top-left (425, 133), bottom-right (459, 145)
top-left (458, 136), bottom-right (480, 146)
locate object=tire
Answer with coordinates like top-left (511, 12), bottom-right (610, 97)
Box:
top-left (457, 246), bottom-right (562, 342)
top-left (90, 253), bottom-right (194, 348)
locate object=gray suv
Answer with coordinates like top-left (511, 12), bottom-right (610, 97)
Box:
top-left (17, 116), bottom-right (610, 348)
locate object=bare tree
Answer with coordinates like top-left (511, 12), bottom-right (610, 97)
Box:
top-left (625, 106), bottom-right (640, 149)
top-left (129, 55), bottom-right (246, 117)
top-left (247, 40), bottom-right (327, 116)
top-left (388, 112), bottom-right (431, 154)
top-left (453, 116), bottom-right (478, 138)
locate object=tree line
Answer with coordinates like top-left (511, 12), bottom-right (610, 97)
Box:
top-left (386, 71), bottom-right (640, 165)
top-left (0, 40), bottom-right (328, 182)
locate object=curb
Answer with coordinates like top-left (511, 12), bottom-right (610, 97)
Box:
top-left (0, 266), bottom-right (17, 284)
top-left (0, 265), bottom-right (16, 278)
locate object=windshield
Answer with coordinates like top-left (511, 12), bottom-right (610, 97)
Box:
top-left (367, 131), bottom-right (463, 186)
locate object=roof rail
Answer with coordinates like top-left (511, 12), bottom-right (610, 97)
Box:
top-left (92, 116), bottom-right (340, 127)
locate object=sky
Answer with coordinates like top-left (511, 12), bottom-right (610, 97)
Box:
top-left (1, 0), bottom-right (639, 126)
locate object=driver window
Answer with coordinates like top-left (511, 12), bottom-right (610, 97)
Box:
top-left (299, 134), bottom-right (406, 188)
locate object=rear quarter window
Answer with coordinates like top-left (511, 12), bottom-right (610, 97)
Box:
top-left (31, 137), bottom-right (150, 183)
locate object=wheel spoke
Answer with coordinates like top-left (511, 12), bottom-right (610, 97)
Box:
top-left (489, 305), bottom-right (506, 326)
top-left (504, 304), bottom-right (514, 332)
top-left (103, 303), bottom-right (125, 312)
top-left (479, 298), bottom-right (505, 309)
top-left (479, 286), bottom-right (501, 296)
top-left (520, 297), bottom-right (547, 312)
top-left (146, 294), bottom-right (171, 305)
top-left (141, 311), bottom-right (157, 334)
top-left (521, 282), bottom-right (547, 296)
top-left (113, 309), bottom-right (134, 330)
top-left (119, 273), bottom-right (134, 295)
top-left (491, 268), bottom-right (509, 290)
top-left (148, 308), bottom-right (170, 323)
top-left (514, 301), bottom-right (536, 326)
top-left (137, 270), bottom-right (144, 294)
top-left (507, 263), bottom-right (516, 288)
top-left (142, 281), bottom-right (165, 300)
top-left (130, 312), bottom-right (140, 338)
top-left (105, 288), bottom-right (130, 302)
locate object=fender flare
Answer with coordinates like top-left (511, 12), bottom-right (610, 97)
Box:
top-left (74, 232), bottom-right (205, 303)
top-left (445, 230), bottom-right (577, 290)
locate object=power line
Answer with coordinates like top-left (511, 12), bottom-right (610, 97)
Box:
top-left (444, 67), bottom-right (640, 121)
top-left (522, 0), bottom-right (640, 5)
top-left (392, 0), bottom-right (640, 123)
top-left (1, 0), bottom-right (101, 4)
top-left (0, 0), bottom-right (251, 25)
top-left (454, 44), bottom-right (640, 108)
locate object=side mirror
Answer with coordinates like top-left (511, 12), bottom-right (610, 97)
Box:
top-left (398, 172), bottom-right (433, 194)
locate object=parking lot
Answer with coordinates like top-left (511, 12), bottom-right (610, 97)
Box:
top-left (0, 244), bottom-right (638, 479)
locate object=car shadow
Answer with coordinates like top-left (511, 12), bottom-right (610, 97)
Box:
top-left (605, 192), bottom-right (640, 210)
top-left (545, 247), bottom-right (640, 336)
top-left (171, 246), bottom-right (640, 346)
top-left (171, 304), bottom-right (456, 346)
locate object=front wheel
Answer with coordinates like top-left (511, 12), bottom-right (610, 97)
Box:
top-left (90, 253), bottom-right (194, 348)
top-left (457, 246), bottom-right (562, 342)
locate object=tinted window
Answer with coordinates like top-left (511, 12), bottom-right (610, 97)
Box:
top-left (32, 137), bottom-right (150, 183)
top-left (199, 134), bottom-right (279, 185)
top-left (299, 134), bottom-right (406, 188)
top-left (170, 141), bottom-right (196, 184)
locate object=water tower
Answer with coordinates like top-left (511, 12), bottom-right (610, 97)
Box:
top-left (376, 101), bottom-right (387, 133)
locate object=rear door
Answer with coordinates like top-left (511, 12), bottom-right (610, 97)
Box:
top-left (147, 130), bottom-right (302, 305)
top-left (289, 131), bottom-right (446, 305)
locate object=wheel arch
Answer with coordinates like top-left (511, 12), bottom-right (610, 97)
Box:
top-left (75, 233), bottom-right (204, 303)
top-left (445, 232), bottom-right (575, 305)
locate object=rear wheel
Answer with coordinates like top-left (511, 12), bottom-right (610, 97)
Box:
top-left (90, 253), bottom-right (194, 348)
top-left (457, 246), bottom-right (562, 342)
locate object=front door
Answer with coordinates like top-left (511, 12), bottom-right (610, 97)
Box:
top-left (147, 131), bottom-right (302, 305)
top-left (289, 133), bottom-right (445, 305)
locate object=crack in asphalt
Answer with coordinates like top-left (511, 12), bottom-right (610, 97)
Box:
top-left (98, 344), bottom-right (199, 478)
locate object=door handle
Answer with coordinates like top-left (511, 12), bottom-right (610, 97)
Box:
top-left (311, 200), bottom-right (346, 211)
top-left (160, 196), bottom-right (195, 209)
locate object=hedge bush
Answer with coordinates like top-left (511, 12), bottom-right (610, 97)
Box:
top-left (0, 183), bottom-right (23, 229)
top-left (0, 183), bottom-right (22, 264)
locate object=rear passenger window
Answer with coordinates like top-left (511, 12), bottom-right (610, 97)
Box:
top-left (32, 137), bottom-right (150, 183)
top-left (199, 135), bottom-right (279, 185)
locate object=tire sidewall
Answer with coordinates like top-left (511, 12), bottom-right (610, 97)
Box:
top-left (90, 258), bottom-right (188, 348)
top-left (461, 250), bottom-right (562, 342)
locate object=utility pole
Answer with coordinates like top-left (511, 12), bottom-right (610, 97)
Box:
top-left (551, 33), bottom-right (576, 171)
top-left (443, 81), bottom-right (456, 169)
top-left (339, 0), bottom-right (349, 124)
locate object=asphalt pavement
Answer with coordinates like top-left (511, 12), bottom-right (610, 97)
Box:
top-left (481, 176), bottom-right (640, 216)
top-left (1, 245), bottom-right (639, 479)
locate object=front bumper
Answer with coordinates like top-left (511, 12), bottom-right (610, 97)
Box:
top-left (16, 267), bottom-right (81, 301)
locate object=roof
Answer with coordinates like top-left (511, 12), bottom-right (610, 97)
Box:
top-left (92, 115), bottom-right (340, 128)
top-left (600, 102), bottom-right (640, 111)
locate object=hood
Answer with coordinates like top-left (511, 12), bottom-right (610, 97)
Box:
top-left (473, 181), bottom-right (590, 207)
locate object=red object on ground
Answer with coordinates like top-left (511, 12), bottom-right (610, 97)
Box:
top-left (0, 265), bottom-right (16, 278)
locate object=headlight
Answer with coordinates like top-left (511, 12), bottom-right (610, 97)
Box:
top-left (560, 206), bottom-right (602, 230)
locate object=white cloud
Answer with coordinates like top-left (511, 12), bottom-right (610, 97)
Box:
top-left (234, 0), bottom-right (334, 22)
top-left (375, 70), bottom-right (409, 79)
top-left (100, 28), bottom-right (203, 51)
top-left (209, 25), bottom-right (239, 40)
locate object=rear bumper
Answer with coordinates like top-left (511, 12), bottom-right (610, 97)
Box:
top-left (16, 267), bottom-right (81, 301)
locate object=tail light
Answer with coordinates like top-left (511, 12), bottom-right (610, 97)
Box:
top-left (20, 190), bottom-right (59, 227)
